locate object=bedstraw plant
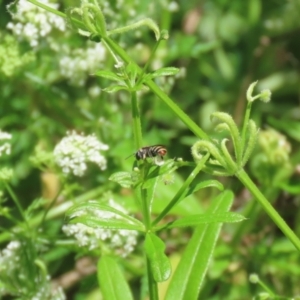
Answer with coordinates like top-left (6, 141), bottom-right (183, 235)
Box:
top-left (1, 0), bottom-right (300, 299)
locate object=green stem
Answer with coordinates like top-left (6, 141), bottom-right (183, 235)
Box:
top-left (103, 37), bottom-right (209, 140)
top-left (236, 169), bottom-right (300, 251)
top-left (257, 279), bottom-right (275, 297)
top-left (139, 162), bottom-right (153, 230)
top-left (28, 2), bottom-right (208, 141)
top-left (241, 101), bottom-right (252, 151)
top-left (131, 91), bottom-right (143, 149)
top-left (101, 39), bottom-right (120, 65)
top-left (152, 153), bottom-right (209, 227)
top-left (82, 5), bottom-right (98, 34)
top-left (39, 185), bottom-right (64, 226)
top-left (0, 185), bottom-right (109, 243)
top-left (146, 256), bottom-right (159, 300)
top-left (27, 0), bottom-right (86, 30)
top-left (27, 0), bottom-right (67, 18)
top-left (141, 188), bottom-right (152, 230)
top-left (4, 182), bottom-right (28, 227)
top-left (0, 213), bottom-right (23, 227)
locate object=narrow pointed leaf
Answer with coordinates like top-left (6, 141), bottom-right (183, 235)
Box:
top-left (94, 70), bottom-right (123, 81)
top-left (144, 233), bottom-right (171, 282)
top-left (149, 67), bottom-right (180, 79)
top-left (183, 180), bottom-right (224, 199)
top-left (211, 112), bottom-right (242, 165)
top-left (109, 171), bottom-right (135, 188)
top-left (143, 177), bottom-right (159, 213)
top-left (242, 119), bottom-right (258, 166)
top-left (165, 190), bottom-right (234, 300)
top-left (103, 85), bottom-right (129, 93)
top-left (126, 63), bottom-right (138, 82)
top-left (156, 212), bottom-right (246, 230)
top-left (98, 256), bottom-right (134, 300)
top-left (146, 159), bottom-right (178, 180)
top-left (66, 202), bottom-right (143, 228)
top-left (69, 215), bottom-right (144, 232)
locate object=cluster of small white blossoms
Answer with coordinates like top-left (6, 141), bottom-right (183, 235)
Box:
top-left (62, 199), bottom-right (138, 257)
top-left (54, 131), bottom-right (109, 177)
top-left (58, 42), bottom-right (106, 86)
top-left (0, 240), bottom-right (21, 275)
top-left (0, 241), bottom-right (66, 299)
top-left (6, 0), bottom-right (66, 48)
top-left (0, 130), bottom-right (12, 157)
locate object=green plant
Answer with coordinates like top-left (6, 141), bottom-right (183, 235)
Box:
top-left (1, 0), bottom-right (300, 299)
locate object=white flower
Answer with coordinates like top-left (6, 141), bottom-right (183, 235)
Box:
top-left (0, 240), bottom-right (66, 299)
top-left (63, 199), bottom-right (138, 257)
top-left (0, 241), bottom-right (21, 278)
top-left (54, 131), bottom-right (109, 176)
top-left (59, 42), bottom-right (106, 86)
top-left (6, 0), bottom-right (66, 48)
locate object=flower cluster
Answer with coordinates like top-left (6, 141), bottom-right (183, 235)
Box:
top-left (58, 42), bottom-right (106, 86)
top-left (0, 241), bottom-right (65, 299)
top-left (6, 0), bottom-right (66, 48)
top-left (62, 199), bottom-right (138, 257)
top-left (0, 240), bottom-right (20, 274)
top-left (54, 131), bottom-right (109, 177)
top-left (0, 130), bottom-right (12, 157)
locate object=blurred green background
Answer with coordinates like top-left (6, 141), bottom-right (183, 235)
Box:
top-left (1, 0), bottom-right (300, 299)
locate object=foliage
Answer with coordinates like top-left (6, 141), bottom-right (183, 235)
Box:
top-left (1, 0), bottom-right (300, 299)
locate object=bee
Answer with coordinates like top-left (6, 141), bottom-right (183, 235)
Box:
top-left (127, 145), bottom-right (167, 160)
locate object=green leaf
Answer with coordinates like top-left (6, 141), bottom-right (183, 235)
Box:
top-left (103, 85), bottom-right (129, 93)
top-left (143, 177), bottom-right (159, 213)
top-left (156, 212), bottom-right (245, 230)
top-left (109, 171), bottom-right (135, 188)
top-left (69, 215), bottom-right (144, 232)
top-left (98, 256), bottom-right (134, 300)
top-left (148, 67), bottom-right (180, 79)
top-left (94, 70), bottom-right (123, 81)
top-left (144, 233), bottom-right (171, 282)
top-left (126, 62), bottom-right (138, 83)
top-left (247, 0), bottom-right (261, 25)
top-left (165, 190), bottom-right (234, 300)
top-left (66, 201), bottom-right (144, 231)
top-left (146, 159), bottom-right (178, 180)
top-left (184, 180), bottom-right (224, 198)
top-left (242, 119), bottom-right (258, 166)
top-left (66, 202), bottom-right (143, 227)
